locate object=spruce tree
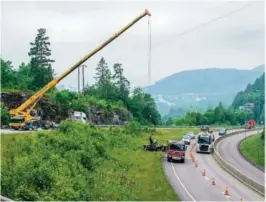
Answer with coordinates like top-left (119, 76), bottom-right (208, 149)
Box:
top-left (28, 28), bottom-right (54, 90)
top-left (112, 63), bottom-right (130, 103)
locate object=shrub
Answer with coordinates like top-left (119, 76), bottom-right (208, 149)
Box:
top-left (0, 104), bottom-right (10, 127)
top-left (124, 121), bottom-right (141, 135)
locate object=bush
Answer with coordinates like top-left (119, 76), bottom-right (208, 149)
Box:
top-left (1, 104), bottom-right (10, 127)
top-left (261, 128), bottom-right (265, 140)
top-left (1, 121), bottom-right (142, 201)
top-left (123, 121), bottom-right (141, 135)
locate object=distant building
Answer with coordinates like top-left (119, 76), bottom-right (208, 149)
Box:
top-left (239, 103), bottom-right (254, 112)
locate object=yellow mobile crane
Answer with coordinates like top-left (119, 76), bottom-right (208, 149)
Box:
top-left (9, 9), bottom-right (151, 130)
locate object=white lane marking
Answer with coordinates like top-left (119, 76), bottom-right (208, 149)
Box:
top-left (171, 162), bottom-right (196, 202)
top-left (204, 176), bottom-right (209, 180)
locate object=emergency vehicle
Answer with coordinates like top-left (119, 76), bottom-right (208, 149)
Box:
top-left (166, 140), bottom-right (186, 163)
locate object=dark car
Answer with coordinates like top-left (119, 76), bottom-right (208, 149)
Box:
top-left (218, 129), bottom-right (227, 136)
top-left (200, 125), bottom-right (209, 133)
top-left (23, 120), bottom-right (39, 130)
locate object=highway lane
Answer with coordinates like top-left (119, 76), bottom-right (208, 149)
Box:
top-left (218, 129), bottom-right (264, 185)
top-left (163, 136), bottom-right (264, 201)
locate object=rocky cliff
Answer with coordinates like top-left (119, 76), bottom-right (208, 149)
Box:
top-left (1, 91), bottom-right (131, 125)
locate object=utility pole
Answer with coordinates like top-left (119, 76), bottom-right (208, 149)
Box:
top-left (78, 66), bottom-right (80, 93)
top-left (82, 64), bottom-right (87, 93)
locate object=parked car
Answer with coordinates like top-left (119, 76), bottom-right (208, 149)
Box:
top-left (182, 135), bottom-right (191, 145)
top-left (218, 128), bottom-right (227, 136)
top-left (166, 140), bottom-right (186, 163)
top-left (23, 120), bottom-right (39, 130)
top-left (187, 132), bottom-right (195, 139)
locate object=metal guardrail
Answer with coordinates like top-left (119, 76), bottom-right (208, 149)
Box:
top-left (212, 127), bottom-right (265, 197)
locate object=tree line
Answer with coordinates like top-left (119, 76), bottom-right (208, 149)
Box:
top-left (0, 28), bottom-right (161, 125)
top-left (168, 102), bottom-right (254, 126)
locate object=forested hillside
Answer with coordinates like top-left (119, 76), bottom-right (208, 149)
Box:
top-left (232, 73), bottom-right (265, 123)
top-left (0, 28), bottom-right (160, 126)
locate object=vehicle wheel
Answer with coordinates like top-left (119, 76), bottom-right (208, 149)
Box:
top-left (167, 157), bottom-right (171, 162)
top-left (181, 159), bottom-right (185, 163)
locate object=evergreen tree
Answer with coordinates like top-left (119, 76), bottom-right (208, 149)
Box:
top-left (112, 63), bottom-right (130, 103)
top-left (94, 57), bottom-right (111, 85)
top-left (0, 59), bottom-right (16, 89)
top-left (94, 57), bottom-right (117, 100)
top-left (28, 28), bottom-right (54, 90)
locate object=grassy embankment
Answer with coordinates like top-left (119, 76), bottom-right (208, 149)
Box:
top-left (1, 122), bottom-right (199, 201)
top-left (240, 132), bottom-right (265, 168)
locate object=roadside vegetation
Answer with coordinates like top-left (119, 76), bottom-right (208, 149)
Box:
top-left (1, 122), bottom-right (199, 201)
top-left (240, 130), bottom-right (265, 168)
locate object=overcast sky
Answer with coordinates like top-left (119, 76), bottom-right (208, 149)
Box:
top-left (1, 0), bottom-right (265, 89)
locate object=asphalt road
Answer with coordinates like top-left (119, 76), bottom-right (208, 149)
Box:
top-left (0, 128), bottom-right (46, 134)
top-left (218, 129), bottom-right (264, 186)
top-left (163, 133), bottom-right (264, 201)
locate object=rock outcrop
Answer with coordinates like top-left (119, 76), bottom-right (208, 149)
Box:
top-left (1, 91), bottom-right (131, 125)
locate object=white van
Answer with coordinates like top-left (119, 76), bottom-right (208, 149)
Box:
top-left (72, 111), bottom-right (88, 123)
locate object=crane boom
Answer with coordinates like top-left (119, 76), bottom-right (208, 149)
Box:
top-left (10, 9), bottom-right (151, 119)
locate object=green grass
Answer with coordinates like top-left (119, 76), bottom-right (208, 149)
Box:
top-left (1, 123), bottom-right (199, 201)
top-left (240, 133), bottom-right (265, 168)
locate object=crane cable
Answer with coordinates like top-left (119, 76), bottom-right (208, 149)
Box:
top-left (148, 15), bottom-right (152, 95)
top-left (148, 16), bottom-right (153, 124)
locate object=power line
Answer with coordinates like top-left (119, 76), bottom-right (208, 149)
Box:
top-left (153, 2), bottom-right (254, 48)
top-left (109, 2), bottom-right (255, 63)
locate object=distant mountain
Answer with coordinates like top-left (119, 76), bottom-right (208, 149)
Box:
top-left (252, 64), bottom-right (265, 72)
top-left (142, 65), bottom-right (264, 117)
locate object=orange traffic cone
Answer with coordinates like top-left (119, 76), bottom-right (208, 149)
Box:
top-left (202, 169), bottom-right (206, 176)
top-left (212, 178), bottom-right (216, 185)
top-left (224, 186), bottom-right (229, 195)
top-left (194, 161), bottom-right (198, 167)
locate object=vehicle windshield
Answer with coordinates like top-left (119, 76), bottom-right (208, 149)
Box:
top-left (10, 117), bottom-right (25, 123)
top-left (220, 129), bottom-right (225, 132)
top-left (197, 135), bottom-right (211, 144)
top-left (169, 144), bottom-right (185, 151)
top-left (183, 135), bottom-right (190, 139)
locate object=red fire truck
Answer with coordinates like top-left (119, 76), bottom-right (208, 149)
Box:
top-left (245, 119), bottom-right (256, 129)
